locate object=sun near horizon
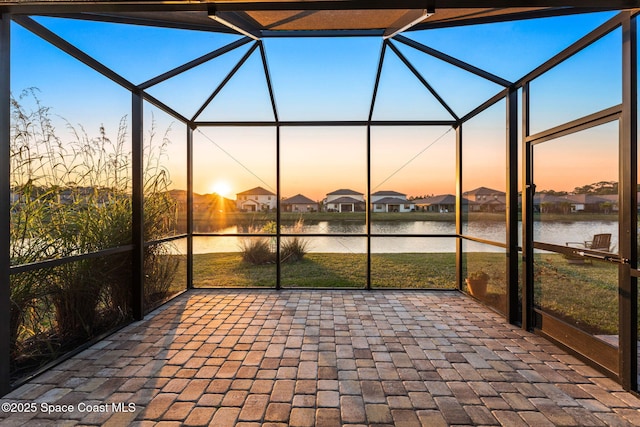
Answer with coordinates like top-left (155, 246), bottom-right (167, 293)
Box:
top-left (210, 180), bottom-right (233, 198)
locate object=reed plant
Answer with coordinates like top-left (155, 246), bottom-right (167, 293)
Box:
top-left (281, 219), bottom-right (309, 263)
top-left (9, 89), bottom-right (179, 377)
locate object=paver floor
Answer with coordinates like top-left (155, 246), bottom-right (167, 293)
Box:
top-left (1, 289), bottom-right (640, 426)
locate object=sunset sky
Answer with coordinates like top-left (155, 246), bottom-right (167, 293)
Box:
top-left (10, 11), bottom-right (621, 199)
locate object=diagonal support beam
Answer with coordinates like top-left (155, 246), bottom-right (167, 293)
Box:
top-left (393, 34), bottom-right (512, 87)
top-left (368, 41), bottom-right (388, 122)
top-left (387, 40), bottom-right (459, 121)
top-left (138, 37), bottom-right (253, 90)
top-left (258, 41), bottom-right (279, 122)
top-left (13, 15), bottom-right (136, 92)
top-left (191, 42), bottom-right (259, 121)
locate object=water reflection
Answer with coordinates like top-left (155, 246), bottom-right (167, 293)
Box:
top-left (183, 219), bottom-right (618, 254)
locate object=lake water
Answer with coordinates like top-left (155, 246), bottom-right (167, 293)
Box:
top-left (175, 220), bottom-right (619, 254)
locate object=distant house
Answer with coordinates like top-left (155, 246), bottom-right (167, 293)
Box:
top-left (371, 190), bottom-right (413, 213)
top-left (236, 186), bottom-right (276, 212)
top-left (282, 194), bottom-right (317, 213)
top-left (413, 194), bottom-right (456, 213)
top-left (533, 193), bottom-right (572, 213)
top-left (532, 193), bottom-right (618, 214)
top-left (565, 194), bottom-right (611, 213)
top-left (598, 195), bottom-right (618, 213)
top-left (463, 187), bottom-right (506, 212)
top-left (325, 189), bottom-right (365, 212)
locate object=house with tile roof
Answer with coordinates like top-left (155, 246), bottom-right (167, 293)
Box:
top-left (371, 190), bottom-right (414, 213)
top-left (282, 194), bottom-right (318, 212)
top-left (236, 186), bottom-right (276, 212)
top-left (564, 194), bottom-right (612, 213)
top-left (324, 189), bottom-right (365, 212)
top-left (413, 194), bottom-right (456, 213)
top-left (462, 186), bottom-right (506, 212)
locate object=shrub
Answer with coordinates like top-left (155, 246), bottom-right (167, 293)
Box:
top-left (240, 219), bottom-right (309, 265)
top-left (241, 239), bottom-right (275, 265)
top-left (281, 236), bottom-right (308, 263)
top-left (144, 245), bottom-right (180, 305)
top-left (281, 219), bottom-right (308, 263)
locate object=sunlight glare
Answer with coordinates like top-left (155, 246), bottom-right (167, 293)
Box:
top-left (211, 180), bottom-right (232, 197)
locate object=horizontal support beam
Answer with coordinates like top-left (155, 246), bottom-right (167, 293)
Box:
top-left (195, 120), bottom-right (458, 127)
top-left (261, 29), bottom-right (385, 37)
top-left (143, 233), bottom-right (189, 247)
top-left (459, 235), bottom-right (508, 249)
top-left (213, 1), bottom-right (638, 12)
top-left (11, 243), bottom-right (210, 282)
top-left (193, 232), bottom-right (458, 238)
top-left (3, 6), bottom-right (633, 42)
top-left (534, 310), bottom-right (619, 377)
top-left (534, 241), bottom-right (624, 262)
top-left (35, 11), bottom-right (235, 33)
top-left (527, 104), bottom-right (621, 145)
top-left (10, 245), bottom-right (134, 275)
top-left (413, 6), bottom-right (625, 31)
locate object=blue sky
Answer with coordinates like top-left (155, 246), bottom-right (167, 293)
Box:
top-left (10, 10), bottom-right (622, 197)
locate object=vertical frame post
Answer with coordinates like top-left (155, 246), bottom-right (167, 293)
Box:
top-left (521, 82), bottom-right (534, 331)
top-left (367, 43), bottom-right (385, 291)
top-left (620, 11), bottom-right (637, 391)
top-left (506, 88), bottom-right (519, 323)
top-left (455, 124), bottom-right (463, 290)
top-left (132, 91), bottom-right (144, 320)
top-left (258, 41), bottom-right (281, 290)
top-left (276, 125), bottom-right (281, 290)
top-left (366, 125), bottom-right (372, 290)
top-left (187, 126), bottom-right (194, 289)
top-left (0, 13), bottom-right (11, 397)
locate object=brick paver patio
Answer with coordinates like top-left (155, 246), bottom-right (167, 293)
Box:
top-left (1, 289), bottom-right (640, 426)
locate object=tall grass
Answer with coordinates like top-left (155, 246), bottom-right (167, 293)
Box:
top-left (9, 89), bottom-right (179, 379)
top-left (281, 220), bottom-right (309, 263)
top-left (240, 219), bottom-right (309, 265)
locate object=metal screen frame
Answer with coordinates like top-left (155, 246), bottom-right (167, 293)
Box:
top-left (1, 6), bottom-right (638, 396)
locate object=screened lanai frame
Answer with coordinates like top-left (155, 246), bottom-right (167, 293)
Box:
top-left (0, 5), bottom-right (638, 396)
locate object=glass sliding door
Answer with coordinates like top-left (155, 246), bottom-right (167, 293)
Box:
top-left (531, 121), bottom-right (621, 376)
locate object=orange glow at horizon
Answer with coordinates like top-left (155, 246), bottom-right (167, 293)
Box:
top-left (210, 180), bottom-right (232, 198)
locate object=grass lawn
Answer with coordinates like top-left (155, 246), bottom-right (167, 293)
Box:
top-left (534, 253), bottom-right (619, 335)
top-left (193, 252), bottom-right (457, 288)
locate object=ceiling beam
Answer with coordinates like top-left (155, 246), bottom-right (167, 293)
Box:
top-left (1, 1), bottom-right (636, 15)
top-left (208, 6), bottom-right (262, 39)
top-left (383, 8), bottom-right (434, 39)
top-left (213, 1), bottom-right (639, 12)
